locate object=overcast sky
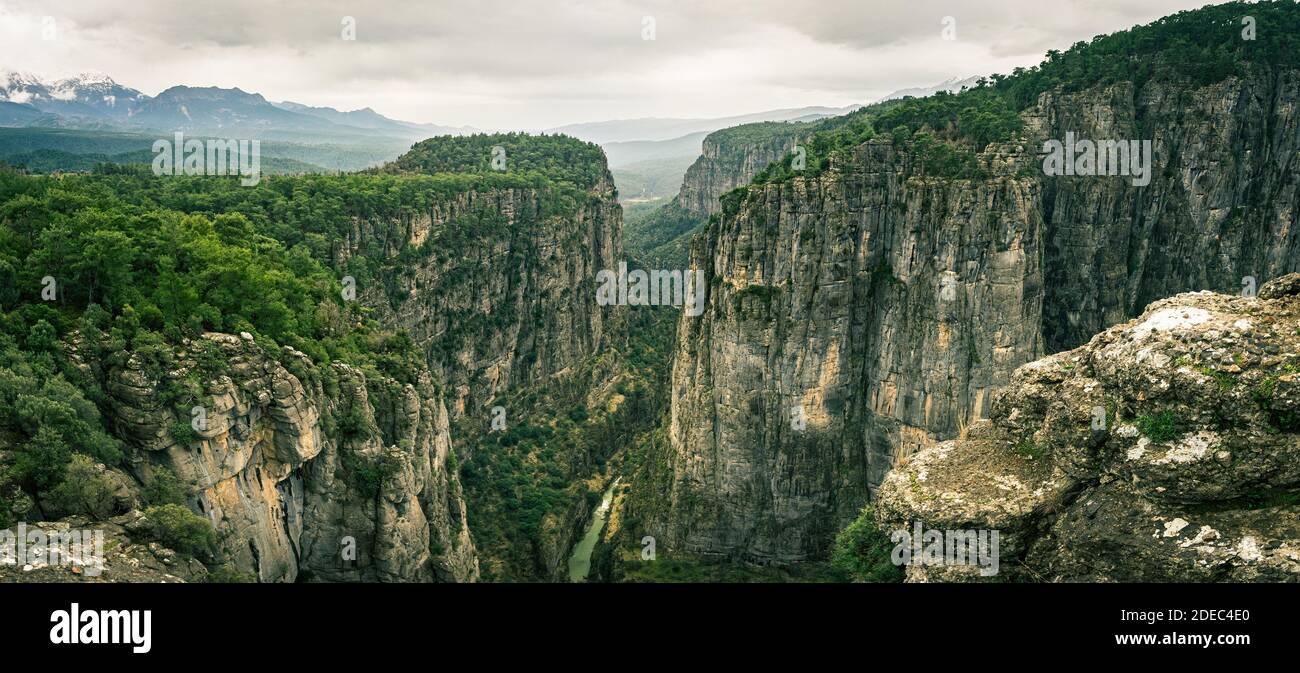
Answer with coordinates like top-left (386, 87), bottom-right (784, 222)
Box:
top-left (0, 0), bottom-right (1222, 130)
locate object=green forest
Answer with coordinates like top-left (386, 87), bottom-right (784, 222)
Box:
top-left (0, 133), bottom-right (605, 550)
top-left (751, 1), bottom-right (1299, 185)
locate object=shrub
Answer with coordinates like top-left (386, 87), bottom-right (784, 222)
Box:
top-left (12, 426), bottom-right (71, 491)
top-left (206, 565), bottom-right (257, 583)
top-left (342, 449), bottom-right (403, 499)
top-left (139, 504), bottom-right (215, 557)
top-left (47, 454), bottom-right (119, 519)
top-left (832, 506), bottom-right (905, 582)
top-left (1135, 410), bottom-right (1179, 442)
top-left (142, 466), bottom-right (189, 507)
top-left (169, 420), bottom-right (200, 446)
top-left (1013, 438), bottom-right (1044, 460)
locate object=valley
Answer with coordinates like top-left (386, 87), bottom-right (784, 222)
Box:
top-left (2, 1), bottom-right (1299, 585)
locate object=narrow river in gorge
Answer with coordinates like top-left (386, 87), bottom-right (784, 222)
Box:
top-left (566, 478), bottom-right (620, 582)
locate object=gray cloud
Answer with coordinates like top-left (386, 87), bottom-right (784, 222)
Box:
top-left (0, 0), bottom-right (1224, 129)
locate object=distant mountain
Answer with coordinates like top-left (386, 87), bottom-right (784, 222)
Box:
top-left (873, 75), bottom-right (983, 103)
top-left (127, 86), bottom-right (339, 137)
top-left (0, 71), bottom-right (474, 146)
top-left (0, 101), bottom-right (55, 126)
top-left (274, 101), bottom-right (477, 137)
top-left (602, 131), bottom-right (708, 168)
top-left (0, 71), bottom-right (147, 122)
top-left (546, 105), bottom-right (858, 145)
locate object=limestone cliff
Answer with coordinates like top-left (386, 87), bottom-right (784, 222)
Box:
top-left (651, 65), bottom-right (1300, 563)
top-left (344, 175), bottom-right (621, 419)
top-left (627, 122), bottom-right (815, 266)
top-left (74, 331), bottom-right (478, 583)
top-left (675, 126), bottom-right (815, 219)
top-left (875, 275), bottom-right (1300, 581)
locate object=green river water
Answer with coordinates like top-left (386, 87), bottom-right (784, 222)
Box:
top-left (566, 478), bottom-right (619, 582)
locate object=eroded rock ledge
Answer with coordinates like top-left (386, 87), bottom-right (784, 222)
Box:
top-left (876, 275), bottom-right (1300, 582)
top-left (72, 331), bottom-right (479, 583)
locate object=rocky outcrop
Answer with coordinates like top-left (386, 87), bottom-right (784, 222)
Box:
top-left (342, 143), bottom-right (626, 579)
top-left (80, 331), bottom-right (478, 583)
top-left (675, 127), bottom-right (813, 219)
top-left (875, 276), bottom-right (1300, 581)
top-left (654, 67), bottom-right (1300, 563)
top-left (628, 123), bottom-right (815, 266)
top-left (347, 175), bottom-right (621, 421)
top-left (0, 516), bottom-right (208, 583)
top-left (659, 140), bottom-right (1042, 562)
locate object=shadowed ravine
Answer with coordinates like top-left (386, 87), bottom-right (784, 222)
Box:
top-left (567, 478), bottom-right (620, 582)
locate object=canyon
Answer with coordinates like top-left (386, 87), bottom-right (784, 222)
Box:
top-left (4, 2), bottom-right (1299, 585)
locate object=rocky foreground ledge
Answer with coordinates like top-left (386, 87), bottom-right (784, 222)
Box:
top-left (876, 275), bottom-right (1300, 582)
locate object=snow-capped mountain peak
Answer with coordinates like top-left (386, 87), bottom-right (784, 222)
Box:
top-left (0, 70), bottom-right (146, 120)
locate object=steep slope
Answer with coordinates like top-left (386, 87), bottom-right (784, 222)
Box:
top-left (0, 72), bottom-right (146, 123)
top-left (0, 132), bottom-right (622, 582)
top-left (625, 121), bottom-right (821, 267)
top-left (629, 1), bottom-right (1300, 564)
top-left (360, 133), bottom-right (627, 579)
top-left (369, 133), bottom-right (620, 418)
top-left (74, 331), bottom-right (477, 582)
top-left (874, 276), bottom-right (1300, 582)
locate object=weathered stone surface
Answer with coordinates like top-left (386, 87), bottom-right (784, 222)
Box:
top-left (877, 283), bottom-right (1300, 581)
top-left (81, 332), bottom-right (479, 583)
top-left (659, 140), bottom-right (1044, 563)
top-left (350, 174), bottom-right (622, 421)
top-left (0, 517), bottom-right (207, 583)
top-left (676, 130), bottom-right (812, 219)
top-left (655, 69), bottom-right (1300, 563)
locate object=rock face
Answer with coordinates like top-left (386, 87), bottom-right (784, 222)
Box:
top-left (342, 163), bottom-right (622, 580)
top-left (655, 68), bottom-right (1300, 563)
top-left (0, 517), bottom-right (208, 583)
top-left (51, 139), bottom-right (623, 583)
top-left (675, 128), bottom-right (812, 219)
top-left (876, 276), bottom-right (1300, 582)
top-left (629, 123), bottom-right (814, 266)
top-left (85, 332), bottom-right (478, 583)
top-left (348, 177), bottom-right (621, 421)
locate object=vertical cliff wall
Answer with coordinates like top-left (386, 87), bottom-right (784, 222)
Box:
top-left (627, 123), bottom-right (816, 266)
top-left (80, 332), bottom-right (479, 582)
top-left (344, 175), bottom-right (621, 419)
top-left (653, 66), bottom-right (1300, 563)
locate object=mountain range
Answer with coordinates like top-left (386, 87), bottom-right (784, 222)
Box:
top-left (0, 69), bottom-right (981, 192)
top-left (0, 70), bottom-right (475, 143)
top-left (585, 77), bottom-right (983, 202)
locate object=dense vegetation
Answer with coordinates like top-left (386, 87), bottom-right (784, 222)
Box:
top-left (0, 127), bottom-right (395, 173)
top-left (387, 132), bottom-right (609, 193)
top-left (622, 201), bottom-right (700, 268)
top-left (0, 166), bottom-right (422, 529)
top-left (457, 290), bottom-right (674, 581)
top-left (831, 506), bottom-right (905, 582)
top-left (751, 0), bottom-right (1300, 185)
top-left (0, 129), bottom-right (627, 581)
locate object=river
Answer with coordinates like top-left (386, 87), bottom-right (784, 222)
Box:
top-left (566, 478), bottom-right (619, 582)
